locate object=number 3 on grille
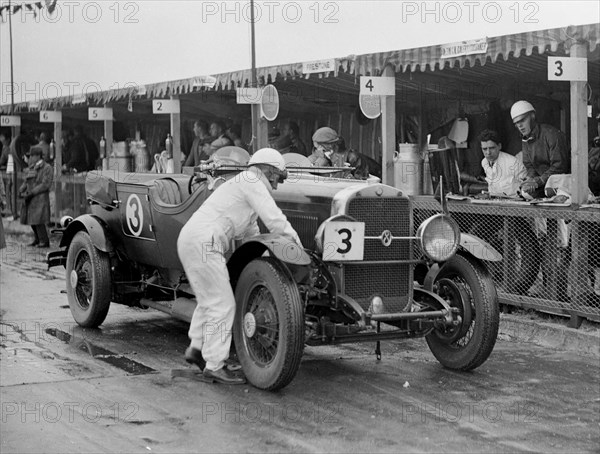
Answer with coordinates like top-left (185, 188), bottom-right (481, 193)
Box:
top-left (323, 222), bottom-right (365, 261)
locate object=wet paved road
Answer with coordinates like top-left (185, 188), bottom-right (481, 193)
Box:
top-left (1, 242), bottom-right (599, 453)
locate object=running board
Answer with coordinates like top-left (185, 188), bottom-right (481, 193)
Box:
top-left (140, 297), bottom-right (196, 323)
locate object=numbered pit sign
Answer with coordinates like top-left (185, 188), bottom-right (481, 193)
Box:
top-left (0, 115), bottom-right (21, 127)
top-left (152, 99), bottom-right (180, 114)
top-left (323, 221), bottom-right (365, 261)
top-left (236, 88), bottom-right (262, 104)
top-left (88, 107), bottom-right (113, 121)
top-left (360, 76), bottom-right (395, 96)
top-left (40, 111), bottom-right (62, 123)
top-left (548, 57), bottom-right (587, 82)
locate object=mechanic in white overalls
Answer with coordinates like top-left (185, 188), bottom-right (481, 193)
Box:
top-left (177, 148), bottom-right (303, 384)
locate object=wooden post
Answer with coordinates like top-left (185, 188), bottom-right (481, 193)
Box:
top-left (53, 120), bottom-right (62, 221)
top-left (170, 95), bottom-right (181, 173)
top-left (381, 65), bottom-right (396, 186)
top-left (569, 42), bottom-right (588, 205)
top-left (103, 106), bottom-right (113, 171)
top-left (567, 40), bottom-right (590, 309)
top-left (251, 104), bottom-right (268, 152)
top-left (53, 121), bottom-right (62, 172)
top-left (10, 124), bottom-right (20, 219)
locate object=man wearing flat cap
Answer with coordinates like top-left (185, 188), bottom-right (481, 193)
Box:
top-left (19, 146), bottom-right (53, 248)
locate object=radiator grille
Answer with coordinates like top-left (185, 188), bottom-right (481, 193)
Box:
top-left (346, 196), bottom-right (412, 312)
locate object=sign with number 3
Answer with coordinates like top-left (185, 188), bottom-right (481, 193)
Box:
top-left (323, 222), bottom-right (365, 261)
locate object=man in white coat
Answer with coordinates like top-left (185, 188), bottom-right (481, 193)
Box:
top-left (479, 129), bottom-right (526, 196)
top-left (177, 148), bottom-right (302, 384)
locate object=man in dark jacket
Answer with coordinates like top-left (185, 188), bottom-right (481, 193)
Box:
top-left (19, 147), bottom-right (53, 247)
top-left (511, 100), bottom-right (570, 198)
top-left (63, 126), bottom-right (99, 173)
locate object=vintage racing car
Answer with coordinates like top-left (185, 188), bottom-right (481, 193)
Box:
top-left (47, 148), bottom-right (501, 391)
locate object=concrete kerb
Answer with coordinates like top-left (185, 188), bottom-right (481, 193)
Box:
top-left (499, 314), bottom-right (600, 358)
top-left (3, 217), bottom-right (599, 358)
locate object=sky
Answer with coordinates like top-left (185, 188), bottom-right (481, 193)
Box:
top-left (0, 0), bottom-right (599, 106)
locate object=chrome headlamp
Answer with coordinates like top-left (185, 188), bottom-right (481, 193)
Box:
top-left (416, 214), bottom-right (460, 262)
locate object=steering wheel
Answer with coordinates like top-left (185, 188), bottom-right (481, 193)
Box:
top-left (188, 174), bottom-right (204, 195)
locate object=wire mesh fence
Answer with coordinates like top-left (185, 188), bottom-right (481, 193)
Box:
top-left (414, 198), bottom-right (600, 324)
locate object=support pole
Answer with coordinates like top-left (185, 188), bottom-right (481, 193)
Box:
top-left (103, 106), bottom-right (113, 171)
top-left (53, 120), bottom-right (62, 220)
top-left (381, 65), bottom-right (396, 186)
top-left (567, 41), bottom-right (590, 308)
top-left (170, 96), bottom-right (181, 173)
top-left (568, 42), bottom-right (588, 205)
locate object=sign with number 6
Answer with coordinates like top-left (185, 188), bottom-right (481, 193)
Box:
top-left (40, 111), bottom-right (62, 123)
top-left (323, 221), bottom-right (365, 261)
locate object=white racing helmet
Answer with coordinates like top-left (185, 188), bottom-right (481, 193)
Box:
top-left (510, 101), bottom-right (535, 121)
top-left (249, 147), bottom-right (286, 172)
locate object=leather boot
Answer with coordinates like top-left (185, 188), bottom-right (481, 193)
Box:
top-left (202, 367), bottom-right (246, 385)
top-left (184, 346), bottom-right (206, 371)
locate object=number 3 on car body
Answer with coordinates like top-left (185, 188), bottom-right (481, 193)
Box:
top-left (323, 221), bottom-right (365, 261)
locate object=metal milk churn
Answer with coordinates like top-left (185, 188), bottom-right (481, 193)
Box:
top-left (132, 140), bottom-right (150, 172)
top-left (393, 143), bottom-right (423, 196)
top-left (112, 141), bottom-right (132, 172)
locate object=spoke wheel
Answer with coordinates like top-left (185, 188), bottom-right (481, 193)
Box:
top-left (234, 258), bottom-right (304, 391)
top-left (426, 254), bottom-right (499, 371)
top-left (66, 231), bottom-right (111, 327)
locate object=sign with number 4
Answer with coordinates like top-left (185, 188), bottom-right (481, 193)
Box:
top-left (359, 76), bottom-right (395, 96)
top-left (323, 221), bottom-right (365, 261)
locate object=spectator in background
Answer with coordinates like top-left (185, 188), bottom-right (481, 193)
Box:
top-left (479, 129), bottom-right (526, 196)
top-left (61, 129), bottom-right (73, 165)
top-left (589, 113), bottom-right (600, 196)
top-left (63, 125), bottom-right (99, 173)
top-left (511, 100), bottom-right (570, 199)
top-left (280, 120), bottom-right (307, 156)
top-left (184, 120), bottom-right (210, 167)
top-left (0, 175), bottom-right (6, 249)
top-left (0, 129), bottom-right (11, 170)
top-left (10, 133), bottom-right (34, 173)
top-left (19, 147), bottom-right (53, 248)
top-left (37, 132), bottom-right (51, 163)
top-left (226, 124), bottom-right (246, 150)
top-left (308, 127), bottom-right (379, 179)
top-left (308, 126), bottom-right (338, 167)
top-left (209, 121), bottom-right (232, 154)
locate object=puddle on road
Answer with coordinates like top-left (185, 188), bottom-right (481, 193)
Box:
top-left (45, 328), bottom-right (157, 376)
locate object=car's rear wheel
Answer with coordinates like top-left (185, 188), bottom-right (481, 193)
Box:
top-left (426, 253), bottom-right (499, 371)
top-left (233, 258), bottom-right (304, 391)
top-left (66, 231), bottom-right (111, 328)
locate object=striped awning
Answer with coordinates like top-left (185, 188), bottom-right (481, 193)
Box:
top-left (348, 23), bottom-right (600, 75)
top-left (1, 23), bottom-right (598, 113)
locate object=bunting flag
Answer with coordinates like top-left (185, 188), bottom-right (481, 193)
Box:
top-left (0, 0), bottom-right (57, 18)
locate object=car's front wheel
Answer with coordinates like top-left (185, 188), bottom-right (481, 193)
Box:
top-left (66, 231), bottom-right (111, 328)
top-left (233, 258), bottom-right (304, 391)
top-left (426, 253), bottom-right (499, 371)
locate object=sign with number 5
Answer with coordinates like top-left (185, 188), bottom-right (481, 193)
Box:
top-left (323, 221), bottom-right (365, 261)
